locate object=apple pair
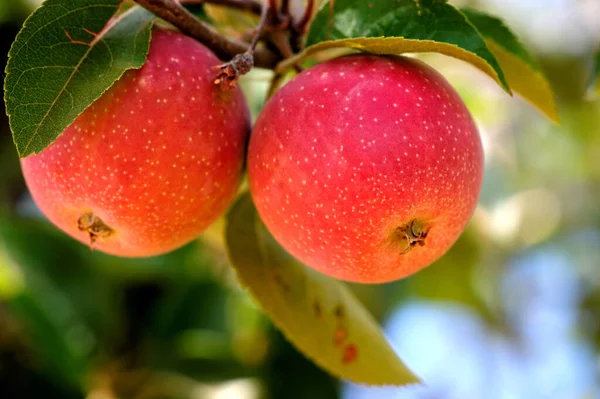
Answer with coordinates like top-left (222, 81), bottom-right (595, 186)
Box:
top-left (21, 29), bottom-right (483, 284)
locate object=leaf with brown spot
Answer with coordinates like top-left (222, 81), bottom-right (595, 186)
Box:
top-left (461, 8), bottom-right (558, 122)
top-left (281, 0), bottom-right (510, 93)
top-left (225, 193), bottom-right (420, 386)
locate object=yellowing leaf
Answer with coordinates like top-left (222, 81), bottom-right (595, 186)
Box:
top-left (484, 41), bottom-right (557, 122)
top-left (225, 193), bottom-right (420, 386)
top-left (462, 9), bottom-right (558, 122)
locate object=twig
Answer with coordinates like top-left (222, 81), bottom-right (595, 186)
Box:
top-left (268, 0), bottom-right (278, 12)
top-left (249, 2), bottom-right (269, 51)
top-left (295, 0), bottom-right (314, 34)
top-left (281, 0), bottom-right (290, 16)
top-left (180, 0), bottom-right (262, 15)
top-left (214, 2), bottom-right (270, 86)
top-left (267, 0), bottom-right (291, 30)
top-left (134, 0), bottom-right (278, 68)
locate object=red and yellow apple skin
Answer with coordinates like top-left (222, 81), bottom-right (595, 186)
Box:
top-left (21, 29), bottom-right (250, 257)
top-left (248, 55), bottom-right (484, 283)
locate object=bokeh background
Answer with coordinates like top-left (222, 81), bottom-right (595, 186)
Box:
top-left (1, 0), bottom-right (600, 398)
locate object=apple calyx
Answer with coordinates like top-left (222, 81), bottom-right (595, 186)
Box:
top-left (395, 219), bottom-right (431, 254)
top-left (78, 212), bottom-right (114, 248)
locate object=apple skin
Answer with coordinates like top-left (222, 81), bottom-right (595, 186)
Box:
top-left (248, 55), bottom-right (484, 283)
top-left (20, 29), bottom-right (250, 257)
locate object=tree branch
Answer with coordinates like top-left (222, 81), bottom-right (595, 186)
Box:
top-left (134, 0), bottom-right (278, 68)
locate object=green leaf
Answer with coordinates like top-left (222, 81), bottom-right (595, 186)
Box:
top-left (4, 1), bottom-right (155, 157)
top-left (461, 8), bottom-right (558, 122)
top-left (225, 193), bottom-right (420, 386)
top-left (295, 0), bottom-right (509, 92)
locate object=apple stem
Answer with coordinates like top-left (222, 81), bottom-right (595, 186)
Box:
top-left (249, 2), bottom-right (270, 54)
top-left (214, 1), bottom-right (270, 86)
top-left (134, 0), bottom-right (278, 68)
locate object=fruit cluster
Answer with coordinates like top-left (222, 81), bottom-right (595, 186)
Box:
top-left (21, 29), bottom-right (484, 283)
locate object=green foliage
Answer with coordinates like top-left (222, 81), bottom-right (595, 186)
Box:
top-left (4, 0), bottom-right (560, 159)
top-left (225, 193), bottom-right (420, 386)
top-left (4, 1), bottom-right (154, 157)
top-left (0, 1), bottom-right (12, 24)
top-left (0, 222), bottom-right (93, 389)
top-left (460, 9), bottom-right (536, 67)
top-left (302, 0), bottom-right (509, 91)
top-left (0, 215), bottom-right (253, 393)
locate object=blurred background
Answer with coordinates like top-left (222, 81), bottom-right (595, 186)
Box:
top-left (1, 0), bottom-right (599, 398)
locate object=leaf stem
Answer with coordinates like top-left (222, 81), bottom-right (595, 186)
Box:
top-left (134, 0), bottom-right (278, 68)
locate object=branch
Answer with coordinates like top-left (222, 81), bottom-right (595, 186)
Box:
top-left (134, 0), bottom-right (278, 68)
top-left (180, 0), bottom-right (262, 15)
top-left (267, 0), bottom-right (289, 29)
top-left (295, 0), bottom-right (314, 34)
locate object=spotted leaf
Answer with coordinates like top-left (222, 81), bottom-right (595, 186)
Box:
top-left (225, 193), bottom-right (421, 386)
top-left (4, 1), bottom-right (155, 157)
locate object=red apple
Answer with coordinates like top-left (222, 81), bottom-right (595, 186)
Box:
top-left (248, 55), bottom-right (484, 283)
top-left (20, 29), bottom-right (250, 257)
